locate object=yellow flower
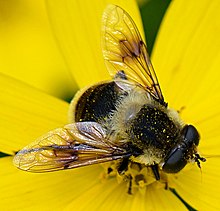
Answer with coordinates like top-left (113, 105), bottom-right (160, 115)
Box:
top-left (1, 0), bottom-right (220, 210)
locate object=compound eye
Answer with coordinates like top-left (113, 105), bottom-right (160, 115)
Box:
top-left (162, 148), bottom-right (187, 173)
top-left (184, 125), bottom-right (200, 146)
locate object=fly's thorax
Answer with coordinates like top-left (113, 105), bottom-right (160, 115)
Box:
top-left (126, 103), bottom-right (184, 159)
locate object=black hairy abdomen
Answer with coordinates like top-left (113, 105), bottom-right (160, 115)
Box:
top-left (74, 82), bottom-right (126, 123)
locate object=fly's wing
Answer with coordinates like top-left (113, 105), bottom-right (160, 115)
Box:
top-left (13, 122), bottom-right (130, 172)
top-left (102, 5), bottom-right (166, 107)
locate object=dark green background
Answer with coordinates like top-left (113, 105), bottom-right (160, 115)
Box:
top-left (139, 0), bottom-right (171, 55)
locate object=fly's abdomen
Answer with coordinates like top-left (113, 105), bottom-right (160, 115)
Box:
top-left (73, 81), bottom-right (127, 123)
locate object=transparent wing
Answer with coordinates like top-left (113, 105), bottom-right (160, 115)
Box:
top-left (13, 122), bottom-right (130, 172)
top-left (102, 5), bottom-right (166, 106)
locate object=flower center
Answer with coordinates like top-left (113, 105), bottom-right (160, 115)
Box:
top-left (100, 161), bottom-right (169, 194)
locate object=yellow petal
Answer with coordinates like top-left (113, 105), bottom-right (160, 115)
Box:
top-left (0, 156), bottom-right (103, 210)
top-left (130, 186), bottom-right (187, 211)
top-left (1, 156), bottom-right (186, 210)
top-left (152, 0), bottom-right (220, 112)
top-left (171, 157), bottom-right (220, 210)
top-left (0, 0), bottom-right (76, 99)
top-left (150, 1), bottom-right (220, 209)
top-left (65, 177), bottom-right (127, 211)
top-left (46, 0), bottom-right (144, 88)
top-left (178, 90), bottom-right (220, 156)
top-left (0, 73), bottom-right (69, 154)
top-left (66, 177), bottom-right (186, 210)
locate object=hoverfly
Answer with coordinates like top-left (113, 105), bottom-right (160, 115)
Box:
top-left (13, 5), bottom-right (205, 181)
